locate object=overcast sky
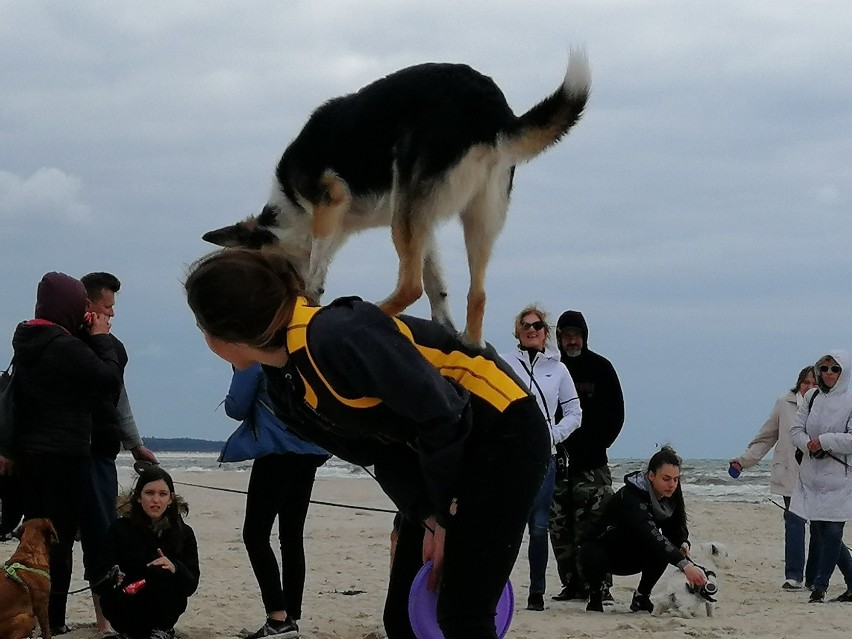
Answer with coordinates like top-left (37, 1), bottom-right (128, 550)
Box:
top-left (2, 1), bottom-right (850, 460)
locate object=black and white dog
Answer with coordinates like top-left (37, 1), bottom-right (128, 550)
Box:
top-left (652, 542), bottom-right (730, 618)
top-left (203, 50), bottom-right (591, 345)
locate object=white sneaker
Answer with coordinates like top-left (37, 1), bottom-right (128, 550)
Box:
top-left (782, 579), bottom-right (803, 591)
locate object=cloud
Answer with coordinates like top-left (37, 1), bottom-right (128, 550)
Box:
top-left (0, 168), bottom-right (91, 222)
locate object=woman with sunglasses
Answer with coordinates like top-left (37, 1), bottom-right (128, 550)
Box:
top-left (790, 351), bottom-right (852, 603)
top-left (184, 249), bottom-right (550, 639)
top-left (500, 306), bottom-right (581, 611)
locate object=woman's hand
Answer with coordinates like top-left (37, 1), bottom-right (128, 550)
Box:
top-left (807, 437), bottom-right (823, 454)
top-left (147, 548), bottom-right (176, 573)
top-left (683, 563), bottom-right (707, 587)
top-left (87, 312), bottom-right (111, 336)
top-left (422, 515), bottom-right (446, 592)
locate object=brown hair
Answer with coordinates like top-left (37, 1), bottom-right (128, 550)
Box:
top-left (184, 249), bottom-right (305, 349)
top-left (791, 365), bottom-right (815, 394)
top-left (513, 304), bottom-right (552, 342)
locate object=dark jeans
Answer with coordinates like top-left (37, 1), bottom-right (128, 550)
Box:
top-left (782, 495), bottom-right (817, 583)
top-left (809, 520), bottom-right (852, 592)
top-left (100, 577), bottom-right (187, 637)
top-left (80, 455), bottom-right (119, 581)
top-left (579, 538), bottom-right (667, 596)
top-left (243, 453), bottom-right (323, 620)
top-left (528, 456), bottom-right (556, 594)
top-left (383, 397), bottom-right (550, 639)
top-left (19, 453), bottom-right (88, 628)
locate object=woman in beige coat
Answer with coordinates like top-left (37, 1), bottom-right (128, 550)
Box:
top-left (730, 365), bottom-right (816, 590)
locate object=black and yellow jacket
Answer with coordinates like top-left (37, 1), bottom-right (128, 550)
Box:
top-left (263, 296), bottom-right (532, 524)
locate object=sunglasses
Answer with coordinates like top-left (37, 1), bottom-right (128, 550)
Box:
top-left (521, 320), bottom-right (546, 331)
top-left (819, 365), bottom-right (842, 374)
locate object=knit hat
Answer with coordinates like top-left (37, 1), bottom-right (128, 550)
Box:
top-left (34, 272), bottom-right (87, 332)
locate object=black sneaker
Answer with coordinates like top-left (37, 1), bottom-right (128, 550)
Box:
top-left (244, 619), bottom-right (299, 639)
top-left (831, 589), bottom-right (852, 602)
top-left (586, 589), bottom-right (604, 612)
top-left (526, 592), bottom-right (545, 611)
top-left (601, 586), bottom-right (615, 606)
top-left (809, 589), bottom-right (826, 603)
top-left (552, 584), bottom-right (589, 601)
top-left (630, 591), bottom-right (654, 613)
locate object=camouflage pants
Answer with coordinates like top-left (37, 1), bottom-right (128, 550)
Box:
top-left (548, 464), bottom-right (614, 588)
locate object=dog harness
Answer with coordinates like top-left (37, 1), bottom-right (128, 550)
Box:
top-left (3, 561), bottom-right (51, 588)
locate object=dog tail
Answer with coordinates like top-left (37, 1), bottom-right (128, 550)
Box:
top-left (502, 48), bottom-right (591, 162)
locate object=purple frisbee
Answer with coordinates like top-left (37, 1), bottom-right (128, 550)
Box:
top-left (408, 560), bottom-right (514, 639)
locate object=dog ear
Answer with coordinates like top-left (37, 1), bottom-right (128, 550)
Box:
top-left (711, 543), bottom-right (718, 555)
top-left (202, 219), bottom-right (279, 250)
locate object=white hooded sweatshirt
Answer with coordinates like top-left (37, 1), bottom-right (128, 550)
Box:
top-left (790, 349), bottom-right (852, 521)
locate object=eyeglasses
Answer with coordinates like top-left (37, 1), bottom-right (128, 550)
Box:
top-left (520, 320), bottom-right (546, 331)
top-left (819, 365), bottom-right (842, 374)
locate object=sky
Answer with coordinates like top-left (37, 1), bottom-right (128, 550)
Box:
top-left (1, 1), bottom-right (851, 460)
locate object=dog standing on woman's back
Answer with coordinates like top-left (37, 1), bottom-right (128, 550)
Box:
top-left (203, 49), bottom-right (591, 346)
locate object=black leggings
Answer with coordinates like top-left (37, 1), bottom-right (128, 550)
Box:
top-left (383, 398), bottom-right (550, 639)
top-left (579, 538), bottom-right (668, 596)
top-left (243, 453), bottom-right (323, 620)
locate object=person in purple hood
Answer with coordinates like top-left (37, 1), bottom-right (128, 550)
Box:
top-left (8, 271), bottom-right (122, 634)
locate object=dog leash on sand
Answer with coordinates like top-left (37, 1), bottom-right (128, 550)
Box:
top-left (171, 480), bottom-right (397, 515)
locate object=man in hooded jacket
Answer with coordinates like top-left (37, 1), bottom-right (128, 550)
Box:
top-left (550, 310), bottom-right (625, 602)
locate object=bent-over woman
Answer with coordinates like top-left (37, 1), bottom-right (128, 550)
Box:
top-left (184, 249), bottom-right (550, 639)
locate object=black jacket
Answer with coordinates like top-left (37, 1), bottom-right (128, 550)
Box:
top-left (264, 296), bottom-right (536, 526)
top-left (86, 334), bottom-right (128, 459)
top-left (12, 322), bottom-right (121, 457)
top-left (595, 471), bottom-right (689, 568)
top-left (96, 516), bottom-right (199, 600)
top-left (558, 320), bottom-right (624, 472)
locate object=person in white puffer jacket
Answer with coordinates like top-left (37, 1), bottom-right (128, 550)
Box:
top-left (790, 349), bottom-right (852, 603)
top-left (501, 304), bottom-right (581, 612)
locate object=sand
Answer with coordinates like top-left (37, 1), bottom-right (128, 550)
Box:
top-left (16, 469), bottom-right (852, 639)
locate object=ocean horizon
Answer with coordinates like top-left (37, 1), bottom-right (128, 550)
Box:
top-left (118, 451), bottom-right (778, 505)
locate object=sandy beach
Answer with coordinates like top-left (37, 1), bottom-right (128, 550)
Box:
top-left (18, 470), bottom-right (852, 639)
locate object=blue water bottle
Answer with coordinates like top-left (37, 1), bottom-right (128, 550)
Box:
top-left (727, 463), bottom-right (741, 479)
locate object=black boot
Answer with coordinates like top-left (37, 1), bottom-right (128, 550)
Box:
top-left (586, 588), bottom-right (604, 612)
top-left (630, 590), bottom-right (654, 613)
top-left (552, 582), bottom-right (589, 601)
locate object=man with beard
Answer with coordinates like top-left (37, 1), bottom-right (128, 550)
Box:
top-left (550, 310), bottom-right (624, 604)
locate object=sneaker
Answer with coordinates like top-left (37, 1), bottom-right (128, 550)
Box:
top-left (552, 584), bottom-right (589, 601)
top-left (601, 586), bottom-right (615, 606)
top-left (831, 589), bottom-right (852, 602)
top-left (244, 619), bottom-right (300, 639)
top-left (630, 591), bottom-right (654, 613)
top-left (586, 589), bottom-right (603, 612)
top-left (782, 579), bottom-right (804, 591)
top-left (809, 589), bottom-right (826, 603)
top-left (526, 592), bottom-right (545, 611)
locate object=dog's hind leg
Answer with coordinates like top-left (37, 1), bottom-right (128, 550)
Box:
top-left (422, 244), bottom-right (455, 331)
top-left (458, 169), bottom-right (511, 347)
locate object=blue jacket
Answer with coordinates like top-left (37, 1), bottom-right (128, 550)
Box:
top-left (225, 363), bottom-right (329, 459)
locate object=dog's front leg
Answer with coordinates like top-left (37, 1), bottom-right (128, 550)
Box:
top-left (305, 235), bottom-right (345, 303)
top-left (422, 244), bottom-right (455, 331)
top-left (378, 207), bottom-right (427, 317)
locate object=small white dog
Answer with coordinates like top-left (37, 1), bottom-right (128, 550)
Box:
top-left (651, 541), bottom-right (730, 618)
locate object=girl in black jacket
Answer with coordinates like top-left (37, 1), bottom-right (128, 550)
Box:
top-left (579, 446), bottom-right (707, 612)
top-left (96, 466), bottom-right (199, 639)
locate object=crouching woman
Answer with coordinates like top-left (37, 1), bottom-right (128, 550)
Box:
top-left (95, 466), bottom-right (199, 639)
top-left (578, 445), bottom-right (706, 613)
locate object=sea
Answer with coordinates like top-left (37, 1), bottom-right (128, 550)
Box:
top-left (117, 453), bottom-right (779, 506)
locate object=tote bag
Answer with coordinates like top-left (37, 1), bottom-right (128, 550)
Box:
top-left (218, 400), bottom-right (293, 463)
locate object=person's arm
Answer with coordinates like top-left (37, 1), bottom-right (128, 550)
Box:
top-left (732, 398), bottom-right (782, 470)
top-left (53, 334), bottom-right (122, 394)
top-left (170, 524), bottom-right (200, 597)
top-left (224, 364), bottom-right (262, 421)
top-left (565, 357), bottom-right (624, 451)
top-left (551, 365), bottom-right (581, 445)
top-left (817, 413), bottom-right (852, 455)
top-left (621, 491), bottom-right (687, 568)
